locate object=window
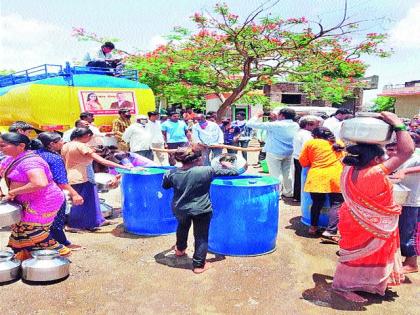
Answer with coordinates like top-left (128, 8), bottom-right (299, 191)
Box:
top-left (281, 94), bottom-right (301, 104)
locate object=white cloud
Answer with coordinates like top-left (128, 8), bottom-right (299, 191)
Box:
top-left (148, 35), bottom-right (167, 50)
top-left (389, 2), bottom-right (420, 48)
top-left (0, 14), bottom-right (91, 71)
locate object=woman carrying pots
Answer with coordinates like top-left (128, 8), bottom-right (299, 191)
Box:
top-left (61, 127), bottom-right (130, 232)
top-left (0, 133), bottom-right (69, 261)
top-left (332, 112), bottom-right (415, 303)
top-left (36, 132), bottom-right (84, 249)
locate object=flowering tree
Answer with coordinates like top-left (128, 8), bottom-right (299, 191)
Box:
top-left (130, 1), bottom-right (389, 117)
top-left (74, 1), bottom-right (390, 117)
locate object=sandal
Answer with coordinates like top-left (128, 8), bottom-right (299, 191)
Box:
top-left (321, 234), bottom-right (340, 244)
top-left (101, 220), bottom-right (116, 226)
top-left (308, 226), bottom-right (318, 235)
top-left (171, 245), bottom-right (186, 257)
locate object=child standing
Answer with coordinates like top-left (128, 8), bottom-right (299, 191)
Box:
top-left (162, 145), bottom-right (246, 273)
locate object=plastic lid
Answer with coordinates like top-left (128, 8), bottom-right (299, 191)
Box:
top-left (211, 175), bottom-right (279, 187)
top-left (116, 167), bottom-right (169, 175)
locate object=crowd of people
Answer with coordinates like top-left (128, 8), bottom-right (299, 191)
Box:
top-left (244, 107), bottom-right (418, 303)
top-left (0, 106), bottom-right (418, 302)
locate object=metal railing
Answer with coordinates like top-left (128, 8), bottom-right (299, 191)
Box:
top-left (0, 63), bottom-right (138, 88)
top-left (0, 64), bottom-right (63, 87)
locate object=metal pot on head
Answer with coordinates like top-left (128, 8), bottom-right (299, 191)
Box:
top-left (22, 250), bottom-right (70, 282)
top-left (0, 200), bottom-right (22, 228)
top-left (0, 251), bottom-right (21, 283)
top-left (341, 112), bottom-right (394, 145)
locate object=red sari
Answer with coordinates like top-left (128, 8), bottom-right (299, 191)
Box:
top-left (332, 164), bottom-right (403, 295)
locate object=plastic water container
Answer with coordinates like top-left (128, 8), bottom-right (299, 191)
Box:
top-left (117, 167), bottom-right (177, 235)
top-left (300, 167), bottom-right (330, 227)
top-left (209, 175), bottom-right (280, 256)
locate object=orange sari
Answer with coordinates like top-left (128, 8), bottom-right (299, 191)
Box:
top-left (332, 164), bottom-right (403, 295)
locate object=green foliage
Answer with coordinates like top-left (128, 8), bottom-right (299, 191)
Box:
top-left (73, 2), bottom-right (390, 116)
top-left (370, 96), bottom-right (396, 112)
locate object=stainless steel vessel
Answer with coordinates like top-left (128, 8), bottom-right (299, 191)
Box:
top-left (393, 183), bottom-right (410, 205)
top-left (211, 153), bottom-right (247, 170)
top-left (99, 198), bottom-right (113, 218)
top-left (341, 112), bottom-right (393, 145)
top-left (0, 200), bottom-right (22, 228)
top-left (0, 251), bottom-right (21, 283)
top-left (94, 173), bottom-right (117, 193)
top-left (22, 250), bottom-right (70, 282)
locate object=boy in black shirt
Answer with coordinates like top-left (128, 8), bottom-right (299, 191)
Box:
top-left (162, 145), bottom-right (245, 273)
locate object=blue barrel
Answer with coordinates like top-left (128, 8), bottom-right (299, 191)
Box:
top-left (209, 175), bottom-right (280, 256)
top-left (118, 167), bottom-right (177, 235)
top-left (300, 167), bottom-right (330, 227)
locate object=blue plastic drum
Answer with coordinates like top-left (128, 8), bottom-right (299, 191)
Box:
top-left (300, 167), bottom-right (330, 227)
top-left (209, 175), bottom-right (280, 256)
top-left (118, 167), bottom-right (177, 235)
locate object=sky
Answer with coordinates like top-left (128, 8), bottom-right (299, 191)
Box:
top-left (1, 0), bottom-right (420, 105)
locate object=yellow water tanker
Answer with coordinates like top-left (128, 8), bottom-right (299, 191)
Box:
top-left (0, 66), bottom-right (155, 132)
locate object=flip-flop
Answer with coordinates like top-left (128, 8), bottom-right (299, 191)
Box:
top-left (65, 228), bottom-right (84, 234)
top-left (321, 235), bottom-right (340, 244)
top-left (101, 220), bottom-right (116, 226)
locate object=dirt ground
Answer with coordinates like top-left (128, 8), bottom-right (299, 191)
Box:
top-left (0, 152), bottom-right (419, 315)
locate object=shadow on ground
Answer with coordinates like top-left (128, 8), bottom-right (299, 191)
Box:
top-left (154, 247), bottom-right (226, 271)
top-left (285, 216), bottom-right (321, 239)
top-left (111, 224), bottom-right (161, 239)
top-left (302, 273), bottom-right (400, 312)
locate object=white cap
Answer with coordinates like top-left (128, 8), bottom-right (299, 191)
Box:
top-left (135, 115), bottom-right (148, 120)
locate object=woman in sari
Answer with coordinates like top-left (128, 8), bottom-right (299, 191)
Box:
top-left (0, 133), bottom-right (69, 261)
top-left (37, 132), bottom-right (84, 249)
top-left (332, 112), bottom-right (415, 303)
top-left (61, 127), bottom-right (130, 232)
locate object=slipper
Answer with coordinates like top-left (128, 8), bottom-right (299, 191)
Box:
top-left (401, 266), bottom-right (418, 274)
top-left (321, 235), bottom-right (340, 244)
top-left (65, 228), bottom-right (84, 234)
top-left (308, 226), bottom-right (318, 235)
top-left (87, 227), bottom-right (101, 232)
top-left (171, 245), bottom-right (187, 257)
top-left (193, 262), bottom-right (212, 274)
top-left (101, 220), bottom-right (116, 226)
top-left (67, 244), bottom-right (84, 251)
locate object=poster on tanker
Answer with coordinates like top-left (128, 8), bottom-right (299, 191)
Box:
top-left (78, 91), bottom-right (137, 115)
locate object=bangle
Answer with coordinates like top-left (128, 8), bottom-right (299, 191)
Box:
top-left (393, 124), bottom-right (408, 132)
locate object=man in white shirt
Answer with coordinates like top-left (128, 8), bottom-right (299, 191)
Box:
top-left (147, 111), bottom-right (166, 165)
top-left (62, 119), bottom-right (89, 143)
top-left (247, 108), bottom-right (300, 198)
top-left (122, 115), bottom-right (153, 160)
top-left (83, 42), bottom-right (118, 69)
top-left (322, 108), bottom-right (352, 140)
top-left (292, 115), bottom-right (322, 201)
top-left (192, 114), bottom-right (224, 165)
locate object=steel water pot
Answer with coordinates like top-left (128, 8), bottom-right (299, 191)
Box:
top-left (393, 183), bottom-right (411, 205)
top-left (0, 200), bottom-right (22, 228)
top-left (99, 198), bottom-right (113, 218)
top-left (94, 173), bottom-right (117, 193)
top-left (0, 251), bottom-right (21, 283)
top-left (22, 250), bottom-right (70, 282)
top-left (340, 112), bottom-right (394, 145)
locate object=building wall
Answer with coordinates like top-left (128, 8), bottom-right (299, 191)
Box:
top-left (394, 95), bottom-right (420, 118)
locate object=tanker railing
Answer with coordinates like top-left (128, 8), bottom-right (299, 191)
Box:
top-left (0, 63), bottom-right (138, 88)
top-left (0, 64), bottom-right (64, 87)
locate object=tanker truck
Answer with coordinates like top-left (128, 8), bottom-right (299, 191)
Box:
top-left (0, 63), bottom-right (155, 133)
